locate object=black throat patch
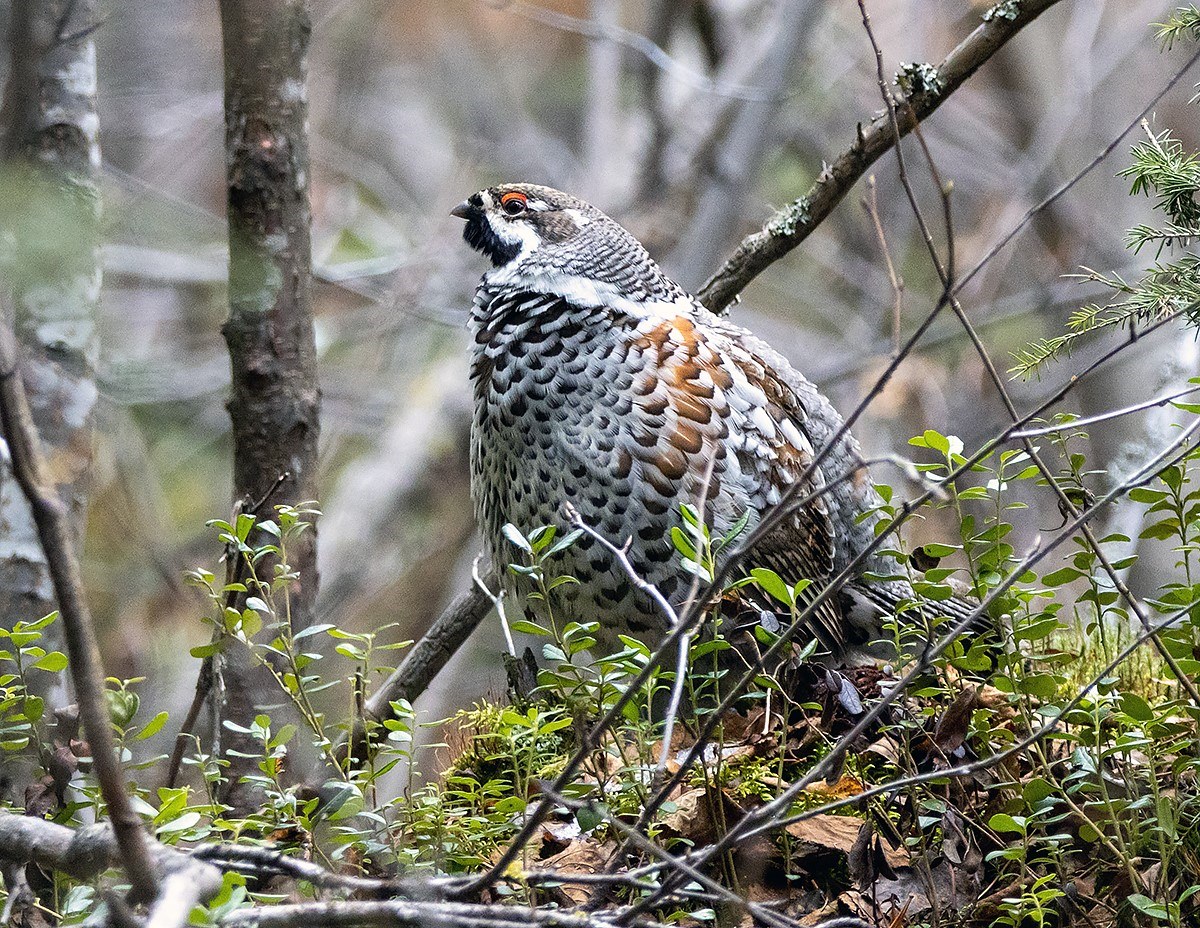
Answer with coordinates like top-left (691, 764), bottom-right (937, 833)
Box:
top-left (462, 200), bottom-right (521, 267)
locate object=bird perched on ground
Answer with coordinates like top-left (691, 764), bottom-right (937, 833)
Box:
top-left (453, 183), bottom-right (961, 661)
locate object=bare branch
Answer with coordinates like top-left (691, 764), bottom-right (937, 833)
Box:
top-left (342, 580), bottom-right (496, 765)
top-left (1010, 383), bottom-right (1200, 438)
top-left (696, 0), bottom-right (1066, 312)
top-left (861, 174), bottom-right (904, 354)
top-left (496, 0), bottom-right (772, 102)
top-left (222, 898), bottom-right (665, 928)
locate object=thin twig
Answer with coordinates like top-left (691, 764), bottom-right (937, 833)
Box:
top-left (862, 175), bottom-right (904, 355)
top-left (0, 320), bottom-right (159, 898)
top-left (473, 556), bottom-right (513, 657)
top-left (562, 506), bottom-right (689, 782)
top-left (1009, 383), bottom-right (1200, 438)
top-left (191, 843), bottom-right (445, 899)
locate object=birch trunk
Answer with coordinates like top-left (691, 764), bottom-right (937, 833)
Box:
top-left (0, 0), bottom-right (101, 645)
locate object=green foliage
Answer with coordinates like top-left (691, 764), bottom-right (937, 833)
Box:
top-left (1013, 28), bottom-right (1200, 377)
top-left (1157, 6), bottom-right (1200, 49)
top-left (5, 427), bottom-right (1200, 925)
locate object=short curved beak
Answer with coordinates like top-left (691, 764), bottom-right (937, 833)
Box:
top-left (450, 200), bottom-right (474, 220)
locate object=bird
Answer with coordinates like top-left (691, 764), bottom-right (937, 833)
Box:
top-left (452, 182), bottom-right (966, 662)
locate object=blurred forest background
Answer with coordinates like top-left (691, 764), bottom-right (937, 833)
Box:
top-left (2, 0), bottom-right (1196, 728)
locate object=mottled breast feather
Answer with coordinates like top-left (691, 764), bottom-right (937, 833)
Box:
top-left (460, 184), bottom-right (976, 660)
top-left (468, 276), bottom-right (880, 653)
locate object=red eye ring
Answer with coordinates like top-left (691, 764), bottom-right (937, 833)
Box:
top-left (500, 192), bottom-right (527, 216)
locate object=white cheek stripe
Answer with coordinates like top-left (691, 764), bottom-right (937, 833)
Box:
top-left (486, 213), bottom-right (543, 263)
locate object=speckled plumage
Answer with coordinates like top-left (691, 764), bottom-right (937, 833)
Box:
top-left (455, 184), bottom-right (924, 658)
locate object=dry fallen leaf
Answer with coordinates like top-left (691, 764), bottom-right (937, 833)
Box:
top-left (933, 685), bottom-right (978, 756)
top-left (660, 788), bottom-right (745, 846)
top-left (787, 814), bottom-right (909, 871)
top-left (786, 813), bottom-right (862, 856)
top-left (537, 839), bottom-right (614, 906)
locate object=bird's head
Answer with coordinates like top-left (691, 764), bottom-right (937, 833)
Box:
top-left (451, 183), bottom-right (602, 268)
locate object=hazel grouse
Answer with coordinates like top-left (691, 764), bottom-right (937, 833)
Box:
top-left (453, 183), bottom-right (963, 659)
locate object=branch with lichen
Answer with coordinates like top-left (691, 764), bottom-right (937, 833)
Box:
top-left (696, 0), bottom-right (1066, 313)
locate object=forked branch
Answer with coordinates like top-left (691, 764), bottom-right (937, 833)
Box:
top-left (697, 0), bottom-right (1066, 313)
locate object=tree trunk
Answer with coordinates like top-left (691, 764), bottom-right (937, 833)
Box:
top-left (217, 0), bottom-right (320, 810)
top-left (0, 0), bottom-right (101, 662)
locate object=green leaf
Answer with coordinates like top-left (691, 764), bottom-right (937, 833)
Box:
top-left (234, 512), bottom-right (256, 543)
top-left (107, 690), bottom-right (140, 728)
top-left (32, 651), bottom-right (67, 673)
top-left (509, 620), bottom-right (550, 636)
top-left (270, 724), bottom-right (297, 749)
top-left (22, 613), bottom-right (59, 632)
top-left (136, 711), bottom-right (170, 740)
top-left (750, 568), bottom-right (792, 605)
top-left (576, 803), bottom-right (607, 833)
top-left (293, 623), bottom-right (337, 640)
top-left (502, 524), bottom-right (531, 553)
top-left (544, 529), bottom-right (582, 556)
top-left (987, 812), bottom-right (1026, 835)
top-left (23, 695), bottom-right (44, 723)
top-left (671, 527), bottom-right (697, 559)
top-left (1128, 894), bottom-right (1169, 920)
top-left (1140, 519), bottom-right (1181, 540)
top-left (922, 430), bottom-right (950, 454)
top-left (1119, 693), bottom-right (1155, 722)
top-left (1042, 567), bottom-right (1082, 587)
top-left (156, 811), bottom-right (202, 835)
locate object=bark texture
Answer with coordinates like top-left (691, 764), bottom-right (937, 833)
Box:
top-left (217, 0), bottom-right (320, 808)
top-left (0, 0), bottom-right (100, 634)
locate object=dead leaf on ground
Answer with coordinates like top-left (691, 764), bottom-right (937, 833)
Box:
top-left (787, 814), bottom-right (909, 872)
top-left (659, 788), bottom-right (746, 846)
top-left (933, 685), bottom-right (978, 756)
top-left (536, 839), bottom-right (614, 906)
top-left (870, 857), bottom-right (977, 920)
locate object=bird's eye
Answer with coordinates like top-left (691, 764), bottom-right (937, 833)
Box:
top-left (500, 192), bottom-right (527, 216)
